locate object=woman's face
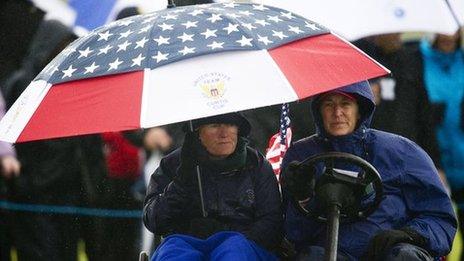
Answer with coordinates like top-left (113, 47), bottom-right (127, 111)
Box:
top-left (198, 123), bottom-right (238, 159)
top-left (320, 93), bottom-right (360, 136)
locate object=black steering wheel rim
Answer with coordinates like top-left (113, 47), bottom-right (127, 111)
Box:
top-left (293, 152), bottom-right (383, 223)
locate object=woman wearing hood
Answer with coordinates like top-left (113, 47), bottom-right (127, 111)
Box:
top-left (281, 81), bottom-right (456, 260)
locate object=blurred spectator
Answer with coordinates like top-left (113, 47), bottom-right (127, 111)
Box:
top-left (416, 29), bottom-right (464, 233)
top-left (0, 0), bottom-right (44, 83)
top-left (0, 92), bottom-right (20, 260)
top-left (99, 128), bottom-right (173, 260)
top-left (1, 19), bottom-right (109, 260)
top-left (100, 131), bottom-right (144, 260)
top-left (353, 34), bottom-right (443, 173)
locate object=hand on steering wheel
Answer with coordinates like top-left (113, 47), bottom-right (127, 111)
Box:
top-left (290, 152), bottom-right (383, 223)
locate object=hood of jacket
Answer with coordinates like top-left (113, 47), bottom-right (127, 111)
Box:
top-left (310, 80), bottom-right (376, 140)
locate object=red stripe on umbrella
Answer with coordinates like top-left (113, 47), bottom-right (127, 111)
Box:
top-left (269, 34), bottom-right (387, 99)
top-left (17, 71), bottom-right (144, 142)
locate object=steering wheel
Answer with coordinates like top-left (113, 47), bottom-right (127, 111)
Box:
top-left (292, 152), bottom-right (383, 223)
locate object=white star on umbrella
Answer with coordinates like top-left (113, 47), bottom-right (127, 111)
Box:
top-left (267, 15), bottom-right (283, 23)
top-left (201, 29), bottom-right (217, 39)
top-left (255, 19), bottom-right (270, 27)
top-left (61, 65), bottom-right (77, 78)
top-left (158, 23), bottom-right (174, 31)
top-left (181, 21), bottom-right (198, 29)
top-left (97, 31), bottom-right (113, 41)
top-left (117, 41), bottom-right (131, 52)
top-left (272, 30), bottom-right (288, 39)
top-left (236, 36), bottom-right (253, 47)
top-left (207, 14), bottom-right (222, 23)
top-left (99, 45), bottom-right (112, 55)
top-left (78, 47), bottom-right (93, 58)
top-left (84, 62), bottom-right (99, 74)
top-left (178, 33), bottom-right (195, 43)
top-left (258, 35), bottom-right (273, 45)
top-left (207, 41), bottom-right (224, 49)
top-left (108, 58), bottom-right (123, 70)
top-left (178, 46), bottom-right (196, 55)
top-left (131, 54), bottom-right (145, 67)
top-left (288, 25), bottom-right (304, 34)
top-left (152, 51), bottom-right (168, 63)
top-left (223, 23), bottom-right (239, 34)
top-left (280, 11), bottom-right (294, 19)
top-left (135, 37), bottom-right (149, 49)
top-left (305, 21), bottom-right (320, 30)
top-left (154, 35), bottom-right (170, 46)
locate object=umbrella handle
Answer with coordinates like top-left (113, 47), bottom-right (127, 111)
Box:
top-left (189, 120), bottom-right (208, 217)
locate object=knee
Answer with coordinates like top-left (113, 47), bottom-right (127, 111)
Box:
top-left (385, 243), bottom-right (433, 261)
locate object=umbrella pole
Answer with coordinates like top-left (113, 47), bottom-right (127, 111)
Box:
top-left (196, 165), bottom-right (207, 217)
top-left (324, 203), bottom-right (340, 261)
top-left (189, 121), bottom-right (208, 218)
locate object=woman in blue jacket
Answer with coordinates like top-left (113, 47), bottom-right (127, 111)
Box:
top-left (281, 81), bottom-right (456, 260)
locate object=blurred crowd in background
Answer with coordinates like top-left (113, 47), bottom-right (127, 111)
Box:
top-left (0, 0), bottom-right (463, 260)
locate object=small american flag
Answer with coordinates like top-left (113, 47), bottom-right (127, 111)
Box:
top-left (266, 103), bottom-right (292, 179)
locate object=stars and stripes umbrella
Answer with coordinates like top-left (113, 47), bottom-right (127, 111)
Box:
top-left (0, 2), bottom-right (388, 143)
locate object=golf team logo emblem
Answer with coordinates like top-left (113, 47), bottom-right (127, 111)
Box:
top-left (195, 72), bottom-right (230, 110)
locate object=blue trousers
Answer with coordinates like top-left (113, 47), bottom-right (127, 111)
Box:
top-left (151, 231), bottom-right (277, 261)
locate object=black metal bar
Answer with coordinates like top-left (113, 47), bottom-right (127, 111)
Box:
top-left (444, 0), bottom-right (460, 27)
top-left (167, 0), bottom-right (176, 8)
top-left (196, 165), bottom-right (207, 217)
top-left (189, 121), bottom-right (207, 218)
top-left (325, 204), bottom-right (340, 261)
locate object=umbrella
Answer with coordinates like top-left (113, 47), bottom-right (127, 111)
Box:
top-left (0, 2), bottom-right (388, 143)
top-left (257, 0), bottom-right (461, 41)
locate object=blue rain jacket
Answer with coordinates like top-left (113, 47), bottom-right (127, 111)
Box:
top-left (281, 81), bottom-right (457, 259)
